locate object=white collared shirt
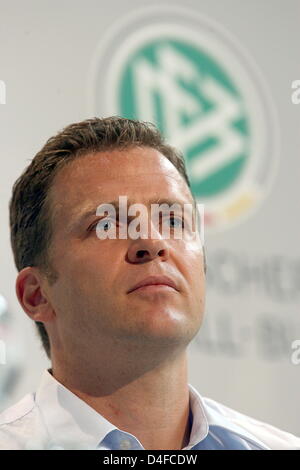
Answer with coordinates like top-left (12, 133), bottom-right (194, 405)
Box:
top-left (0, 368), bottom-right (299, 450)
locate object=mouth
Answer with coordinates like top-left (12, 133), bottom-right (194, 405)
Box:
top-left (127, 275), bottom-right (179, 294)
top-left (130, 284), bottom-right (176, 293)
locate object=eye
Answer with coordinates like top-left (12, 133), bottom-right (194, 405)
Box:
top-left (164, 216), bottom-right (184, 228)
top-left (88, 218), bottom-right (115, 232)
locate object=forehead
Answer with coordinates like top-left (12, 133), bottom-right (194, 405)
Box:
top-left (48, 146), bottom-right (192, 225)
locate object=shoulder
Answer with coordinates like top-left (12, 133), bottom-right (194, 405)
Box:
top-left (202, 396), bottom-right (300, 450)
top-left (0, 393), bottom-right (37, 450)
top-left (0, 393), bottom-right (35, 426)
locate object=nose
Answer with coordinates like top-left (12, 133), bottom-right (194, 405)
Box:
top-left (126, 237), bottom-right (170, 264)
top-left (127, 241), bottom-right (170, 263)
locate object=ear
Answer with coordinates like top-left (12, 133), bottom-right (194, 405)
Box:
top-left (15, 267), bottom-right (55, 323)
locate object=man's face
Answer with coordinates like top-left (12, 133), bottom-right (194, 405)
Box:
top-left (45, 146), bottom-right (205, 357)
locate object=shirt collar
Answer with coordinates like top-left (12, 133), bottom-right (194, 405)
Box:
top-left (35, 368), bottom-right (267, 450)
top-left (35, 368), bottom-right (116, 449)
top-left (188, 384), bottom-right (270, 450)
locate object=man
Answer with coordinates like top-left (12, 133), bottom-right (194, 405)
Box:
top-left (1, 117), bottom-right (299, 450)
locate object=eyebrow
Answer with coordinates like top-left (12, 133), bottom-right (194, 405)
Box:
top-left (70, 196), bottom-right (195, 231)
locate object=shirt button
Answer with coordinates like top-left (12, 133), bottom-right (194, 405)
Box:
top-left (120, 438), bottom-right (132, 449)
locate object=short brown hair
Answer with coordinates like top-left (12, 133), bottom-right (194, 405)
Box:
top-left (9, 116), bottom-right (199, 360)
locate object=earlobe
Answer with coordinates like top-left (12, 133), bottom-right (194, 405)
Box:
top-left (15, 267), bottom-right (54, 323)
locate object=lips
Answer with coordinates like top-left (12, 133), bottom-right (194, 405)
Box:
top-left (127, 275), bottom-right (179, 294)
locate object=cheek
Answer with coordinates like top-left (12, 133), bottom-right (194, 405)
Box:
top-left (176, 239), bottom-right (205, 272)
top-left (179, 245), bottom-right (205, 296)
top-left (53, 238), bottom-right (109, 278)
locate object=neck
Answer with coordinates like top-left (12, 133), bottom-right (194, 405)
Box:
top-left (51, 347), bottom-right (192, 450)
